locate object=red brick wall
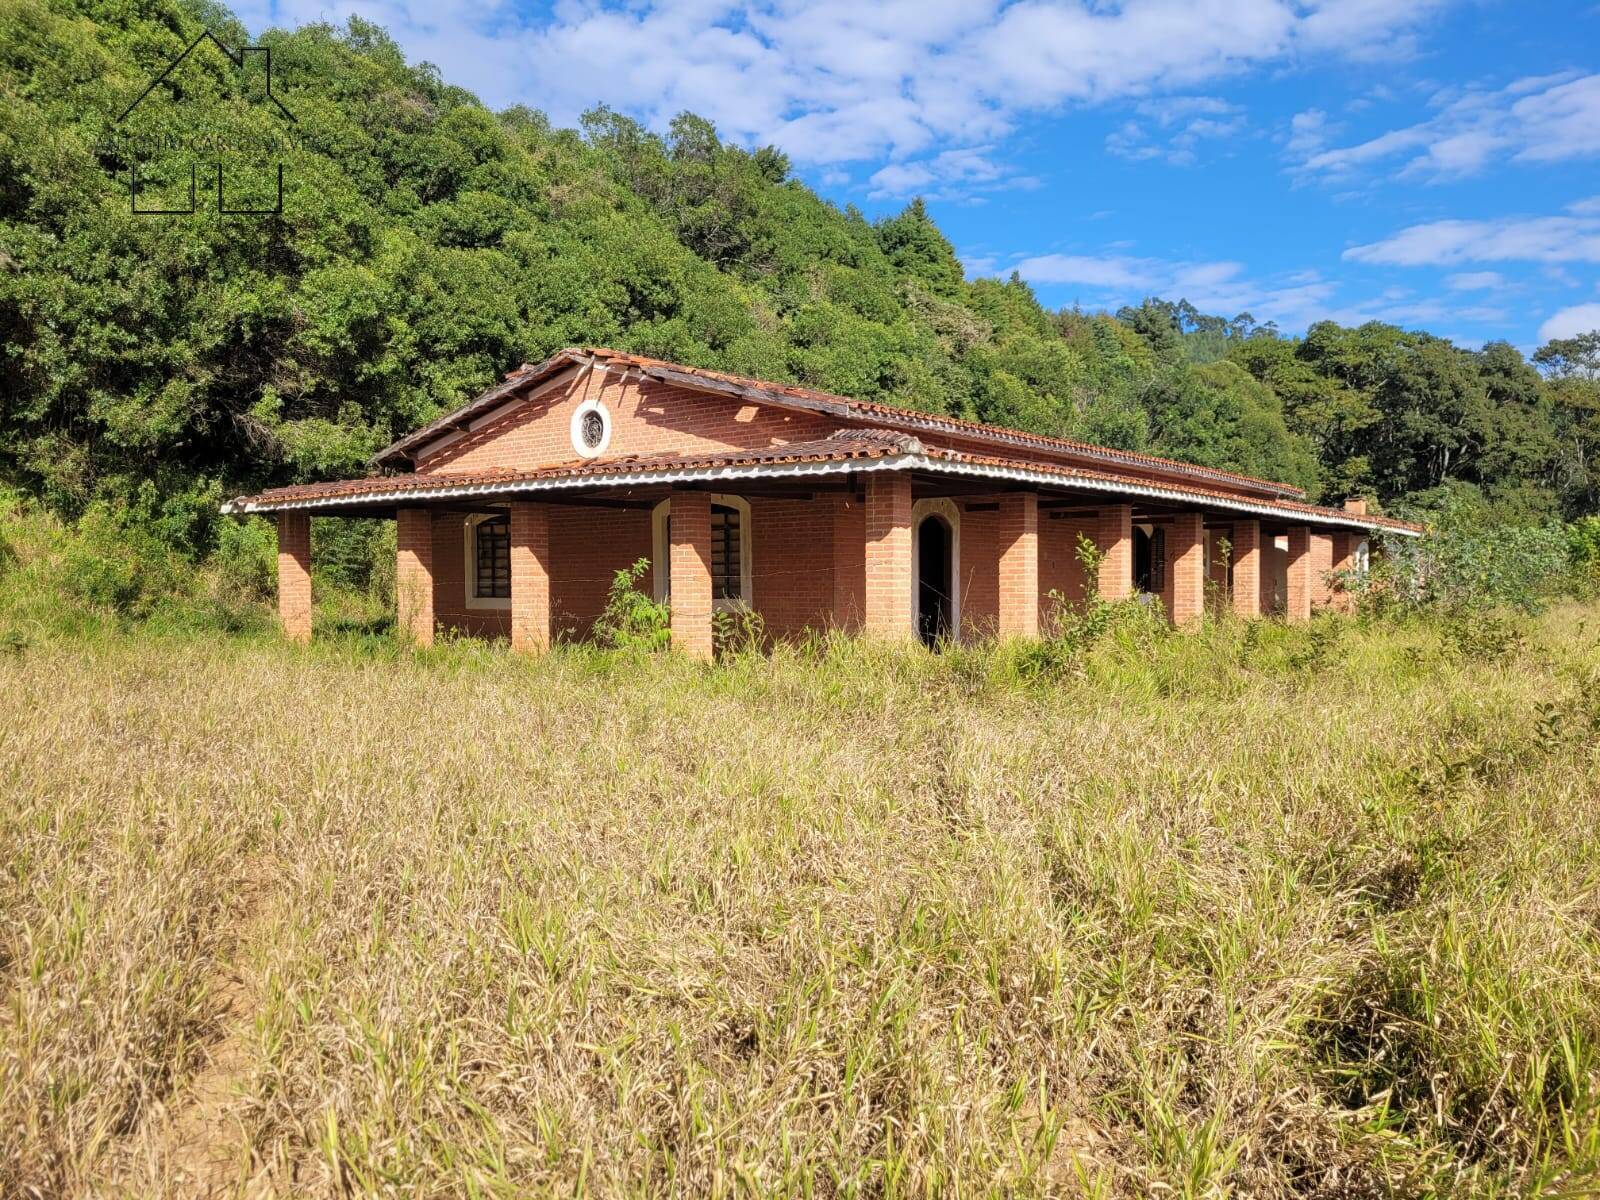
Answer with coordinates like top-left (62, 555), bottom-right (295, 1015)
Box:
top-left (1040, 513), bottom-right (1092, 627)
top-left (1230, 520), bottom-right (1262, 618)
top-left (417, 370), bottom-right (837, 474)
top-left (831, 493), bottom-right (866, 632)
top-left (1095, 505), bottom-right (1134, 600)
top-left (997, 493), bottom-right (1039, 637)
top-left (1309, 531), bottom-right (1335, 611)
top-left (1169, 512), bottom-right (1205, 628)
top-left (396, 508), bottom-right (435, 645)
top-left (959, 504), bottom-right (999, 640)
top-left (1286, 526), bottom-right (1312, 622)
top-left (864, 475), bottom-right (913, 638)
top-left (751, 497), bottom-right (833, 641)
top-left (276, 513), bottom-right (311, 643)
top-left (509, 502), bottom-right (551, 653)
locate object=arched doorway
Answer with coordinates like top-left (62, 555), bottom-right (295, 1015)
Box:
top-left (916, 513), bottom-right (954, 646)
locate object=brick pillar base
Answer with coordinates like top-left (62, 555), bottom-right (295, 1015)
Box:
top-left (276, 512), bottom-right (311, 643)
top-left (1231, 519), bottom-right (1262, 619)
top-left (1095, 504), bottom-right (1133, 601)
top-left (510, 502), bottom-right (551, 653)
top-left (1170, 512), bottom-right (1205, 628)
top-left (864, 474), bottom-right (913, 639)
top-left (669, 491), bottom-right (713, 660)
top-left (997, 492), bottom-right (1039, 638)
top-left (1329, 531), bottom-right (1354, 614)
top-left (396, 508), bottom-right (435, 647)
top-left (1285, 526), bottom-right (1312, 623)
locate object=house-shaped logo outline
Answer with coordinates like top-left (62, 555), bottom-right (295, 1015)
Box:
top-left (116, 29), bottom-right (297, 216)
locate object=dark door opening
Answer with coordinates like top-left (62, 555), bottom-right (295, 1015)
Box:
top-left (1132, 526), bottom-right (1165, 595)
top-left (917, 515), bottom-right (953, 646)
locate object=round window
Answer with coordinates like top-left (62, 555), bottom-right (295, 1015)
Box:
top-left (569, 399), bottom-right (612, 459)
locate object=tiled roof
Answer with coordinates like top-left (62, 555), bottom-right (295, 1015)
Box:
top-left (227, 430), bottom-right (1421, 534)
top-left (371, 347), bottom-right (1309, 502)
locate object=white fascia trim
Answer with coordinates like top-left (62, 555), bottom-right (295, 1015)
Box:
top-left (907, 457), bottom-right (1423, 536)
top-left (223, 453), bottom-right (1420, 536)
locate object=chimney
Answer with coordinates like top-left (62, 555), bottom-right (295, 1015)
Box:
top-left (1343, 497), bottom-right (1367, 516)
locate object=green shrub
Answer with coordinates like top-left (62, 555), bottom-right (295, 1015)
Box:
top-left (214, 516), bottom-right (278, 600)
top-left (1363, 494), bottom-right (1574, 615)
top-left (593, 558), bottom-right (671, 652)
top-left (57, 503), bottom-right (193, 617)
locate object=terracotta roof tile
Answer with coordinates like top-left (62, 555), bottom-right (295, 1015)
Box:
top-left (228, 430), bottom-right (1420, 534)
top-left (369, 347), bottom-right (1309, 501)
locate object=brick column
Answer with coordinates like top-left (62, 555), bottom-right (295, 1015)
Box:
top-left (1329, 531), bottom-right (1354, 614)
top-left (1094, 503), bottom-right (1133, 601)
top-left (832, 492), bottom-right (865, 632)
top-left (997, 492), bottom-right (1039, 638)
top-left (276, 512), bottom-right (312, 643)
top-left (1285, 525), bottom-right (1312, 623)
top-left (1309, 532), bottom-right (1335, 611)
top-left (1169, 512), bottom-right (1206, 628)
top-left (864, 473), bottom-right (913, 639)
top-left (396, 508), bottom-right (435, 647)
top-left (509, 502), bottom-right (551, 654)
top-left (1231, 519), bottom-right (1262, 619)
top-left (669, 490), bottom-right (713, 660)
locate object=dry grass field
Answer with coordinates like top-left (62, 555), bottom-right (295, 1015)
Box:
top-left (3, 607), bottom-right (1600, 1197)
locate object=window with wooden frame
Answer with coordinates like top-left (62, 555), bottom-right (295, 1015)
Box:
top-left (651, 495), bottom-right (752, 610)
top-left (465, 513), bottom-right (512, 608)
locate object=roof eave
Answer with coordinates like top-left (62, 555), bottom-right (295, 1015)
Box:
top-left (222, 455), bottom-right (1421, 535)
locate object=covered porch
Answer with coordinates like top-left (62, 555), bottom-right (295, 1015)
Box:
top-left (243, 449), bottom-right (1373, 659)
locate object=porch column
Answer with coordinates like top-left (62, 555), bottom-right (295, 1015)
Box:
top-left (1170, 512), bottom-right (1206, 628)
top-left (1285, 525), bottom-right (1312, 623)
top-left (997, 492), bottom-right (1039, 638)
top-left (1094, 503), bottom-right (1134, 601)
top-left (396, 508), bottom-right (435, 647)
top-left (832, 492), bottom-right (865, 632)
top-left (1230, 519), bottom-right (1262, 619)
top-left (1329, 531), bottom-right (1354, 614)
top-left (669, 490), bottom-right (714, 660)
top-left (863, 473), bottom-right (913, 639)
top-left (1309, 532), bottom-right (1335, 611)
top-left (276, 512), bottom-right (311, 643)
top-left (509, 501), bottom-right (551, 654)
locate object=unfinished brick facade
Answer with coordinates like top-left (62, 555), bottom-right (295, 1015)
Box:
top-left (235, 348), bottom-right (1417, 653)
top-left (396, 507), bottom-right (435, 647)
top-left (996, 493), bottom-right (1040, 638)
top-left (1169, 512), bottom-right (1206, 628)
top-left (864, 474), bottom-right (913, 639)
top-left (276, 512), bottom-right (311, 643)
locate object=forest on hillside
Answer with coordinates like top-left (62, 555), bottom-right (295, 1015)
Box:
top-left (3, 0), bottom-right (1600, 570)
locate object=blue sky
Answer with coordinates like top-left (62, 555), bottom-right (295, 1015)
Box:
top-left (235, 0), bottom-right (1600, 351)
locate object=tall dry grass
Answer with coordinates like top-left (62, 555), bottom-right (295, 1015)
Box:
top-left (2, 607), bottom-right (1599, 1197)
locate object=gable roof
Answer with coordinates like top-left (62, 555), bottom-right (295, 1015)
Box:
top-left (370, 347), bottom-right (1308, 501)
top-left (228, 428), bottom-right (1422, 535)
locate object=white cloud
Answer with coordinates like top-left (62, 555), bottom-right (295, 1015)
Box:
top-left (1107, 98), bottom-right (1248, 166)
top-left (1445, 271), bottom-right (1505, 291)
top-left (236, 0), bottom-right (1456, 174)
top-left (1005, 250), bottom-right (1344, 329)
top-left (1285, 108), bottom-right (1333, 157)
top-left (867, 145), bottom-right (1039, 199)
top-left (1539, 304), bottom-right (1600, 342)
top-left (1297, 71), bottom-right (1600, 181)
top-left (1345, 207), bottom-right (1600, 266)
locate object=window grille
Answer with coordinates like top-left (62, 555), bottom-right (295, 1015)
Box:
top-left (475, 516), bottom-right (510, 599)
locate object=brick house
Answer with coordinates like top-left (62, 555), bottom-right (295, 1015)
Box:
top-left (224, 348), bottom-right (1421, 657)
